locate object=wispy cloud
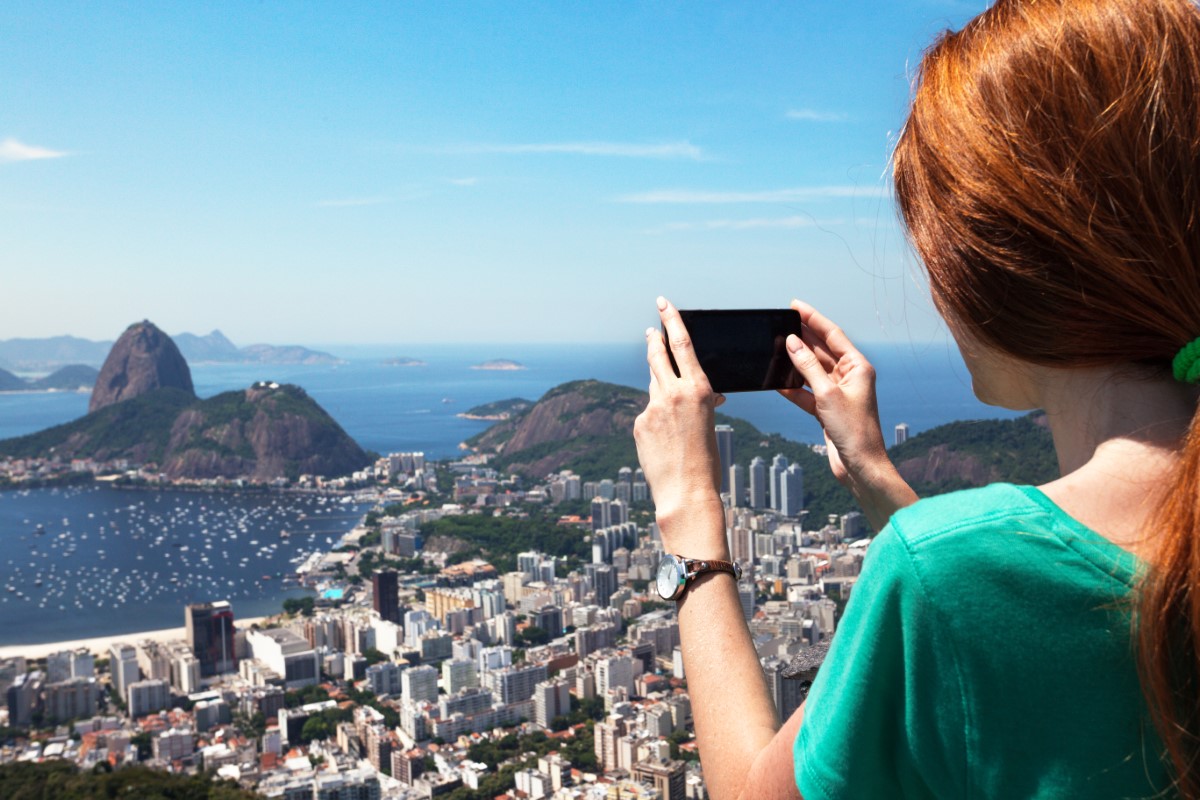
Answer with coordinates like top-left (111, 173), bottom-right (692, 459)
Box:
top-left (437, 141), bottom-right (705, 160)
top-left (618, 186), bottom-right (887, 204)
top-left (650, 216), bottom-right (843, 233)
top-left (448, 177), bottom-right (478, 187)
top-left (314, 196), bottom-right (392, 208)
top-left (786, 108), bottom-right (848, 122)
top-left (0, 137), bottom-right (68, 163)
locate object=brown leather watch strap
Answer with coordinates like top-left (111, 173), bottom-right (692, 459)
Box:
top-left (684, 558), bottom-right (739, 580)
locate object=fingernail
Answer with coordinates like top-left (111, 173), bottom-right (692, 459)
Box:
top-left (787, 334), bottom-right (802, 352)
top-left (645, 327), bottom-right (656, 338)
top-left (656, 296), bottom-right (668, 311)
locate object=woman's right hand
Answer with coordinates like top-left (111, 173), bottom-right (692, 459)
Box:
top-left (780, 299), bottom-right (918, 530)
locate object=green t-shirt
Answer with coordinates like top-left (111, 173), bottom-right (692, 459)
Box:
top-left (794, 483), bottom-right (1169, 799)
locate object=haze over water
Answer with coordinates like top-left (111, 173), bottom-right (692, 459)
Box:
top-left (0, 342), bottom-right (1018, 459)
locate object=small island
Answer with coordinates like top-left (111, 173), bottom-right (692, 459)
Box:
top-left (0, 365), bottom-right (98, 393)
top-left (383, 357), bottom-right (428, 367)
top-left (457, 397), bottom-right (532, 421)
top-left (470, 359), bottom-right (526, 371)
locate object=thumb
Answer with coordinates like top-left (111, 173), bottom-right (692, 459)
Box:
top-left (786, 334), bottom-right (833, 395)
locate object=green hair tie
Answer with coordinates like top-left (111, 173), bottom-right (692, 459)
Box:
top-left (1172, 338), bottom-right (1200, 384)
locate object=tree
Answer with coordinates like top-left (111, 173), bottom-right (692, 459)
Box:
top-left (282, 596), bottom-right (316, 617)
top-left (300, 715), bottom-right (331, 744)
top-left (130, 732), bottom-right (152, 761)
top-left (233, 710), bottom-right (267, 741)
top-left (517, 626), bottom-right (549, 646)
top-left (285, 685), bottom-right (329, 708)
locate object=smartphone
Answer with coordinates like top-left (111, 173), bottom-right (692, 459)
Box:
top-left (665, 309), bottom-right (805, 393)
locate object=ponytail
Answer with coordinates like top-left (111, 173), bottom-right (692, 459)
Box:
top-left (1140, 407), bottom-right (1200, 796)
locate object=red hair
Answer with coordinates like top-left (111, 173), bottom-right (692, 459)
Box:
top-left (894, 0), bottom-right (1200, 792)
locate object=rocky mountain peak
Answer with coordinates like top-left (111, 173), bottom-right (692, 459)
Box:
top-left (89, 321), bottom-right (195, 413)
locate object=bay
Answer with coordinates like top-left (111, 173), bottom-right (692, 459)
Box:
top-left (0, 341), bottom-right (1019, 647)
top-left (0, 341), bottom-right (1019, 460)
top-left (0, 485), bottom-right (364, 646)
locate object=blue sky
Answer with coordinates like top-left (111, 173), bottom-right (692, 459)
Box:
top-left (1, 1), bottom-right (984, 346)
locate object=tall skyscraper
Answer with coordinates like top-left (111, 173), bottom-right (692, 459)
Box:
top-left (373, 571), bottom-right (401, 624)
top-left (714, 425), bottom-right (734, 493)
top-left (186, 601), bottom-right (236, 677)
top-left (586, 563), bottom-right (618, 608)
top-left (591, 497), bottom-right (612, 532)
top-left (729, 464), bottom-right (747, 508)
top-left (780, 463), bottom-right (804, 518)
top-left (749, 456), bottom-right (767, 510)
top-left (895, 422), bottom-right (910, 446)
top-left (769, 454), bottom-right (789, 512)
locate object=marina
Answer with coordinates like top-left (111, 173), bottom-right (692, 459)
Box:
top-left (0, 485), bottom-right (367, 646)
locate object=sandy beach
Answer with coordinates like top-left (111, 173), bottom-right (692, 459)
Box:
top-left (0, 615), bottom-right (273, 660)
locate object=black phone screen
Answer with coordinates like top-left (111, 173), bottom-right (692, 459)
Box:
top-left (666, 309), bottom-right (805, 393)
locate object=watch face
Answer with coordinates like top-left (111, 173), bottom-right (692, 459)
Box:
top-left (656, 555), bottom-right (684, 600)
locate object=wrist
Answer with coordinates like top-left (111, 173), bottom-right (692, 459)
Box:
top-left (848, 460), bottom-right (918, 528)
top-left (655, 495), bottom-right (730, 560)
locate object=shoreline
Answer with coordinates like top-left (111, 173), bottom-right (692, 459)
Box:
top-left (0, 615), bottom-right (274, 660)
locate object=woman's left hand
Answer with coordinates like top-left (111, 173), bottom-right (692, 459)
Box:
top-left (633, 297), bottom-right (729, 556)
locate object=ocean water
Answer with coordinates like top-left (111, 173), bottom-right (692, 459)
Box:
top-left (0, 486), bottom-right (364, 646)
top-left (0, 341), bottom-right (1019, 460)
top-left (0, 342), bottom-right (1020, 645)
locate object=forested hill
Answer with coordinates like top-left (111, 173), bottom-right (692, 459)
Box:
top-left (889, 413), bottom-right (1058, 494)
top-left (0, 364), bottom-right (97, 392)
top-left (467, 380), bottom-right (1057, 530)
top-left (0, 383), bottom-right (370, 481)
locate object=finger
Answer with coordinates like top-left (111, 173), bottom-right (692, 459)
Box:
top-left (801, 327), bottom-right (837, 372)
top-left (713, 393), bottom-right (726, 408)
top-left (645, 326), bottom-right (675, 387)
top-left (786, 333), bottom-right (836, 395)
top-left (778, 387), bottom-right (817, 415)
top-left (657, 296), bottom-right (705, 382)
top-left (791, 299), bottom-right (860, 360)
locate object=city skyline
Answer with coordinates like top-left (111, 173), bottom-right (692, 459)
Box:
top-left (3, 1), bottom-right (981, 346)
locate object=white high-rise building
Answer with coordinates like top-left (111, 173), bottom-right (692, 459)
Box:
top-left (110, 643), bottom-right (140, 706)
top-left (47, 648), bottom-right (93, 684)
top-left (895, 422), bottom-right (910, 446)
top-left (402, 665), bottom-right (439, 704)
top-left (483, 662), bottom-right (548, 704)
top-left (769, 455), bottom-right (789, 511)
top-left (245, 628), bottom-right (320, 690)
top-left (729, 463), bottom-right (747, 508)
top-left (749, 457), bottom-right (767, 510)
top-left (127, 678), bottom-right (171, 718)
top-left (533, 677), bottom-right (572, 729)
top-left (442, 659), bottom-right (479, 695)
top-left (780, 463), bottom-right (804, 518)
top-left (595, 654), bottom-right (635, 697)
top-left (366, 662), bottom-right (403, 696)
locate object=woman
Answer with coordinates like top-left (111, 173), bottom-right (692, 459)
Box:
top-left (634, 0), bottom-right (1200, 797)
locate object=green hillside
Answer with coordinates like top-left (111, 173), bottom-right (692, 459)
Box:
top-left (466, 380), bottom-right (1058, 532)
top-left (0, 387), bottom-right (195, 462)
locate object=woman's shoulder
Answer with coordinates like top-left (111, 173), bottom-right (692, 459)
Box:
top-left (886, 482), bottom-right (1048, 546)
top-left (877, 482), bottom-right (1138, 588)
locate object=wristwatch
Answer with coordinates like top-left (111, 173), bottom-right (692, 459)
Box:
top-left (655, 554), bottom-right (742, 601)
